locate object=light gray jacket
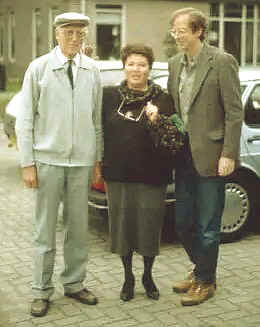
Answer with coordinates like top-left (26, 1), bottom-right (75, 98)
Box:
top-left (16, 47), bottom-right (103, 167)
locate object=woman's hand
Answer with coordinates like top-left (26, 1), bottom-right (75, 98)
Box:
top-left (145, 101), bottom-right (159, 123)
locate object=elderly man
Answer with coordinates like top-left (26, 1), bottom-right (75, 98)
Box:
top-left (16, 12), bottom-right (102, 317)
top-left (167, 8), bottom-right (243, 306)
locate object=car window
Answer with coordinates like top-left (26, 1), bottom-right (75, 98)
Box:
top-left (244, 84), bottom-right (260, 126)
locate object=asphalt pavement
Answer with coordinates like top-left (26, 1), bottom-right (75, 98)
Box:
top-left (1, 122), bottom-right (260, 327)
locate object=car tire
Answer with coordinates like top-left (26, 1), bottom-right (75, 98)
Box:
top-left (220, 171), bottom-right (258, 243)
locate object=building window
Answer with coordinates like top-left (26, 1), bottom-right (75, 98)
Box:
top-left (32, 8), bottom-right (42, 59)
top-left (96, 5), bottom-right (122, 60)
top-left (0, 15), bottom-right (4, 61)
top-left (209, 3), bottom-right (260, 66)
top-left (8, 11), bottom-right (15, 63)
top-left (49, 7), bottom-right (61, 51)
top-left (224, 3), bottom-right (242, 18)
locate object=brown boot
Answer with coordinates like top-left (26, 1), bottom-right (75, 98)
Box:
top-left (181, 281), bottom-right (216, 306)
top-left (31, 299), bottom-right (49, 317)
top-left (65, 289), bottom-right (98, 305)
top-left (172, 272), bottom-right (195, 293)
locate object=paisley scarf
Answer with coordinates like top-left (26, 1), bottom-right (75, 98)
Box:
top-left (118, 79), bottom-right (163, 105)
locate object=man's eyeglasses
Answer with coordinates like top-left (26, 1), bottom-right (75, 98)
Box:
top-left (169, 29), bottom-right (188, 38)
top-left (117, 98), bottom-right (146, 122)
top-left (62, 30), bottom-right (86, 40)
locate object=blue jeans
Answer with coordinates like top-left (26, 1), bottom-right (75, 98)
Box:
top-left (175, 164), bottom-right (225, 283)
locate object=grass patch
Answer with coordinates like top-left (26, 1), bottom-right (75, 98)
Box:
top-left (0, 79), bottom-right (22, 122)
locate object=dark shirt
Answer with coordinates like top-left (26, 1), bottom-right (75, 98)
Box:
top-left (102, 86), bottom-right (175, 185)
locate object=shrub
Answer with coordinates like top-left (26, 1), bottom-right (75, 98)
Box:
top-left (0, 79), bottom-right (22, 122)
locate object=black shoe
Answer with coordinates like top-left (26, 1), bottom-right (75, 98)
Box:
top-left (142, 275), bottom-right (160, 300)
top-left (120, 276), bottom-right (135, 301)
top-left (31, 299), bottom-right (49, 317)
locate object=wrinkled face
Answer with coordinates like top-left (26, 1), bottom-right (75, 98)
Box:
top-left (56, 24), bottom-right (86, 58)
top-left (171, 14), bottom-right (202, 53)
top-left (124, 54), bottom-right (150, 90)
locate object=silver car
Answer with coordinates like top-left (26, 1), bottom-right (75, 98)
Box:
top-left (89, 66), bottom-right (260, 243)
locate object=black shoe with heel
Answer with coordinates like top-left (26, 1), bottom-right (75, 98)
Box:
top-left (120, 275), bottom-right (135, 301)
top-left (142, 275), bottom-right (160, 300)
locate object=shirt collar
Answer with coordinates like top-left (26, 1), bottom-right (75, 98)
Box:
top-left (181, 43), bottom-right (205, 67)
top-left (56, 46), bottom-right (80, 66)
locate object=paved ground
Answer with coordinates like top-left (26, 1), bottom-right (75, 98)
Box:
top-left (1, 123), bottom-right (260, 327)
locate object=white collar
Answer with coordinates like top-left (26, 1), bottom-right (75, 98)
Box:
top-left (56, 46), bottom-right (80, 67)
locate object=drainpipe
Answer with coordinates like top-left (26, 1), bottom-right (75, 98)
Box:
top-left (80, 0), bottom-right (86, 14)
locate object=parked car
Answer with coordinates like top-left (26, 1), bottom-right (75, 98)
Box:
top-left (89, 66), bottom-right (260, 243)
top-left (97, 60), bottom-right (168, 86)
top-left (3, 60), bottom-right (168, 147)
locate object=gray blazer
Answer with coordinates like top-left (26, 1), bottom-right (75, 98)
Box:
top-left (168, 43), bottom-right (243, 176)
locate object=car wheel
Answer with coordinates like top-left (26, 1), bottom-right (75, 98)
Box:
top-left (220, 172), bottom-right (257, 243)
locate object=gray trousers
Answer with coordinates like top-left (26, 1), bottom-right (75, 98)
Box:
top-left (32, 163), bottom-right (91, 299)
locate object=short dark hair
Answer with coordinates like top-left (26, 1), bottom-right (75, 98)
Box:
top-left (170, 7), bottom-right (208, 41)
top-left (120, 44), bottom-right (154, 69)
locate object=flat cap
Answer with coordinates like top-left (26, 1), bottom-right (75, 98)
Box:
top-left (54, 12), bottom-right (90, 28)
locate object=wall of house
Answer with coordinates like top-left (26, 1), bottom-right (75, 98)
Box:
top-left (84, 1), bottom-right (209, 60)
top-left (124, 1), bottom-right (209, 61)
top-left (9, 1), bottom-right (257, 81)
top-left (0, 0), bottom-right (211, 80)
top-left (0, 0), bottom-right (70, 79)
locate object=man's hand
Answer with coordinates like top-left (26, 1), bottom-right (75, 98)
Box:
top-left (218, 157), bottom-right (235, 176)
top-left (145, 101), bottom-right (159, 123)
top-left (22, 165), bottom-right (39, 188)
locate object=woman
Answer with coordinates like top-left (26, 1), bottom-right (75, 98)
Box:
top-left (102, 44), bottom-right (178, 302)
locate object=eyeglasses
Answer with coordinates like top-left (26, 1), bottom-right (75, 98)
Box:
top-left (117, 98), bottom-right (146, 122)
top-left (62, 30), bottom-right (86, 40)
top-left (169, 29), bottom-right (188, 38)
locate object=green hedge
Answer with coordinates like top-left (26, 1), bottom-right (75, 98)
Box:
top-left (0, 79), bottom-right (22, 122)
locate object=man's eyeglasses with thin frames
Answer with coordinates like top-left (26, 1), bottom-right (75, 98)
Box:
top-left (62, 30), bottom-right (86, 40)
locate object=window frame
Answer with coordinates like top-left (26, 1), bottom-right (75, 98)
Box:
top-left (32, 8), bottom-right (42, 59)
top-left (95, 4), bottom-right (125, 60)
top-left (8, 11), bottom-right (15, 63)
top-left (209, 3), bottom-right (260, 66)
top-left (0, 14), bottom-right (4, 62)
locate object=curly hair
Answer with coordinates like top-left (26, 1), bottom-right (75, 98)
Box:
top-left (170, 7), bottom-right (208, 41)
top-left (120, 44), bottom-right (154, 69)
